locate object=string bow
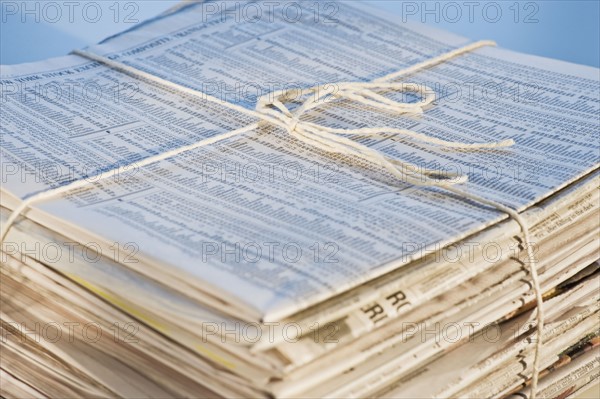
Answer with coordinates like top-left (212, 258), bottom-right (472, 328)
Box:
top-left (256, 80), bottom-right (514, 186)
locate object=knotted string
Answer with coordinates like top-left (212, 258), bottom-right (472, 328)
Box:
top-left (256, 80), bottom-right (514, 187)
top-left (0, 40), bottom-right (543, 398)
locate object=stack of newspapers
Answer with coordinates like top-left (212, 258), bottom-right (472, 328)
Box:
top-left (1, 1), bottom-right (598, 398)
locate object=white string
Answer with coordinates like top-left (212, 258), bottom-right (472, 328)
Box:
top-left (0, 40), bottom-right (543, 398)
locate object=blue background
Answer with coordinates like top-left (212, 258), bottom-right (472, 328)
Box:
top-left (1, 1), bottom-right (599, 68)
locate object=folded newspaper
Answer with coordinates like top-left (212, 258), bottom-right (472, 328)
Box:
top-left (1, 1), bottom-right (598, 398)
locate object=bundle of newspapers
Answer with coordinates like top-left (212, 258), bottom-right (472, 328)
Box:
top-left (1, 1), bottom-right (598, 398)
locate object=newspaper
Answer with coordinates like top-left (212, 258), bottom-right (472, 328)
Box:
top-left (507, 334), bottom-right (599, 398)
top-left (270, 240), bottom-right (598, 397)
top-left (1, 1), bottom-right (599, 397)
top-left (518, 350), bottom-right (598, 399)
top-left (261, 172), bottom-right (599, 355)
top-left (1, 170), bottom-right (596, 377)
top-left (0, 252), bottom-right (263, 398)
top-left (373, 274), bottom-right (599, 398)
top-left (1, 1), bottom-right (598, 322)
